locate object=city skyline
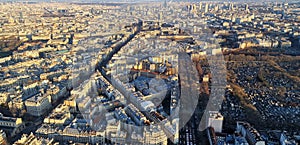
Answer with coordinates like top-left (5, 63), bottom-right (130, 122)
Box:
top-left (0, 0), bottom-right (299, 145)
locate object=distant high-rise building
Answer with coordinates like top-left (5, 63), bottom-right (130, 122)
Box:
top-left (207, 111), bottom-right (223, 133)
top-left (205, 3), bottom-right (209, 13)
top-left (187, 5), bottom-right (192, 12)
top-left (158, 12), bottom-right (163, 20)
top-left (192, 4), bottom-right (197, 12)
top-left (229, 3), bottom-right (234, 11)
top-left (199, 2), bottom-right (202, 11)
top-left (245, 4), bottom-right (249, 12)
top-left (215, 5), bottom-right (219, 12)
top-left (127, 6), bottom-right (131, 12)
top-left (164, 0), bottom-right (167, 8)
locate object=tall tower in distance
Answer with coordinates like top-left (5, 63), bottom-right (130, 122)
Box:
top-left (192, 4), bottom-right (197, 13)
top-left (207, 111), bottom-right (223, 133)
top-left (230, 2), bottom-right (234, 11)
top-left (205, 3), bottom-right (209, 13)
top-left (164, 0), bottom-right (167, 8)
top-left (245, 4), bottom-right (249, 13)
top-left (199, 2), bottom-right (202, 11)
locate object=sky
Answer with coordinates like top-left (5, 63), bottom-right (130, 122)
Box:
top-left (0, 0), bottom-right (296, 2)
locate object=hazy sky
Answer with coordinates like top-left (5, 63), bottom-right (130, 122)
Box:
top-left (0, 0), bottom-right (296, 2)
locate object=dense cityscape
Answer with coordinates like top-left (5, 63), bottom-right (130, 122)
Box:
top-left (0, 0), bottom-right (299, 145)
